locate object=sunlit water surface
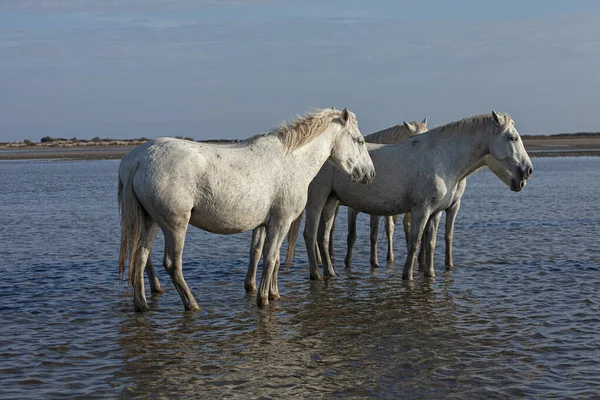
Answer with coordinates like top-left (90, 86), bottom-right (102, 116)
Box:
top-left (0, 157), bottom-right (599, 398)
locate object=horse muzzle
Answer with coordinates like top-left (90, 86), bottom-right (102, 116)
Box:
top-left (511, 177), bottom-right (526, 192)
top-left (359, 169), bottom-right (375, 185)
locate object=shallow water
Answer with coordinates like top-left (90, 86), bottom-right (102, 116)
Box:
top-left (0, 158), bottom-right (599, 398)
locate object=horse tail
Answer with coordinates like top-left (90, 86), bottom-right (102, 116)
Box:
top-left (285, 210), bottom-right (304, 266)
top-left (118, 161), bottom-right (146, 290)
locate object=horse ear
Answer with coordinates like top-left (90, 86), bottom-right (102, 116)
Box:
top-left (492, 110), bottom-right (504, 125)
top-left (340, 107), bottom-right (350, 125)
top-left (403, 120), bottom-right (417, 134)
top-left (422, 117), bottom-right (427, 125)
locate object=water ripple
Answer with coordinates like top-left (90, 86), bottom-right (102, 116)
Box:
top-left (0, 158), bottom-right (599, 398)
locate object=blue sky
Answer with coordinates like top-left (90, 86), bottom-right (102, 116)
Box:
top-left (1, 0), bottom-right (600, 141)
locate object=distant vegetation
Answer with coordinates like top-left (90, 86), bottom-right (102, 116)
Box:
top-left (521, 132), bottom-right (600, 139)
top-left (2, 131), bottom-right (598, 149)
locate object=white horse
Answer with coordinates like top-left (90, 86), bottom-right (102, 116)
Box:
top-left (343, 119), bottom-right (429, 267)
top-left (281, 119), bottom-right (428, 267)
top-left (302, 111), bottom-right (533, 281)
top-left (118, 108), bottom-right (375, 311)
top-left (243, 119), bottom-right (427, 292)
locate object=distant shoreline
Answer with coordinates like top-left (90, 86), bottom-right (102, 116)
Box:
top-left (1, 136), bottom-right (599, 160)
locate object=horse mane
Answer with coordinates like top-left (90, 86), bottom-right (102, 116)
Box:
top-left (365, 120), bottom-right (428, 144)
top-left (429, 113), bottom-right (513, 136)
top-left (250, 108), bottom-right (350, 152)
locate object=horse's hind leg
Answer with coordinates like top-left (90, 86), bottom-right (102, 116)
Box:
top-left (318, 196), bottom-right (339, 278)
top-left (132, 220), bottom-right (160, 312)
top-left (344, 208), bottom-right (358, 268)
top-left (370, 215), bottom-right (380, 268)
top-left (163, 222), bottom-right (200, 311)
top-left (385, 215), bottom-right (397, 263)
top-left (245, 227), bottom-right (265, 292)
top-left (422, 211), bottom-right (442, 278)
top-left (328, 204), bottom-right (340, 263)
top-left (403, 213), bottom-right (411, 249)
top-left (145, 248), bottom-right (165, 294)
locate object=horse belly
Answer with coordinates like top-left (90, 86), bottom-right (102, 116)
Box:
top-left (188, 201), bottom-right (268, 234)
top-left (335, 180), bottom-right (406, 216)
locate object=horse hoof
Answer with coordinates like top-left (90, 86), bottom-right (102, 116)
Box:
top-left (445, 264), bottom-right (454, 269)
top-left (324, 271), bottom-right (337, 279)
top-left (150, 287), bottom-right (166, 295)
top-left (387, 256), bottom-right (394, 263)
top-left (257, 295), bottom-right (269, 306)
top-left (309, 272), bottom-right (323, 280)
top-left (344, 259), bottom-right (351, 268)
top-left (244, 283), bottom-right (257, 293)
top-left (402, 273), bottom-right (413, 281)
top-left (269, 293), bottom-right (280, 301)
top-left (186, 303), bottom-right (201, 312)
top-left (371, 262), bottom-right (380, 268)
top-left (134, 303), bottom-right (150, 313)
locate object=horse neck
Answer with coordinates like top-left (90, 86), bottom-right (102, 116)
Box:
top-left (289, 124), bottom-right (340, 180)
top-left (435, 128), bottom-right (490, 182)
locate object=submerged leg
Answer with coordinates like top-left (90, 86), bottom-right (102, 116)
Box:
top-left (402, 209), bottom-right (430, 280)
top-left (422, 212), bottom-right (442, 278)
top-left (445, 199), bottom-right (461, 269)
top-left (370, 215), bottom-right (380, 268)
top-left (344, 208), bottom-right (359, 268)
top-left (385, 215), bottom-right (397, 263)
top-left (245, 226), bottom-right (266, 292)
top-left (163, 216), bottom-right (200, 312)
top-left (318, 197), bottom-right (340, 278)
top-left (258, 221), bottom-right (289, 306)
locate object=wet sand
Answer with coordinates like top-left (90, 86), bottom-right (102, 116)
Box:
top-left (1, 136), bottom-right (599, 160)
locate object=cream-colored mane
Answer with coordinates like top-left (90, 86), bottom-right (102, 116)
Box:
top-left (430, 113), bottom-right (513, 136)
top-left (250, 108), bottom-right (351, 152)
top-left (365, 121), bottom-right (428, 144)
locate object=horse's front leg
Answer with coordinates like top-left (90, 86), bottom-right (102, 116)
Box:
top-left (444, 199), bottom-right (461, 269)
top-left (422, 211), bottom-right (442, 278)
top-left (402, 209), bottom-right (430, 280)
top-left (344, 208), bottom-right (359, 268)
top-left (369, 215), bottom-right (380, 268)
top-left (318, 197), bottom-right (339, 278)
top-left (257, 221), bottom-right (289, 306)
top-left (245, 226), bottom-right (266, 292)
top-left (385, 215), bottom-right (397, 263)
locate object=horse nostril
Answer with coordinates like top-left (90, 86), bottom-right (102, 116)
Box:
top-left (527, 167), bottom-right (533, 176)
top-left (520, 180), bottom-right (525, 189)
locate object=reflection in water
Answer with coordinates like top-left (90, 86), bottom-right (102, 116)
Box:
top-left (0, 158), bottom-right (599, 398)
